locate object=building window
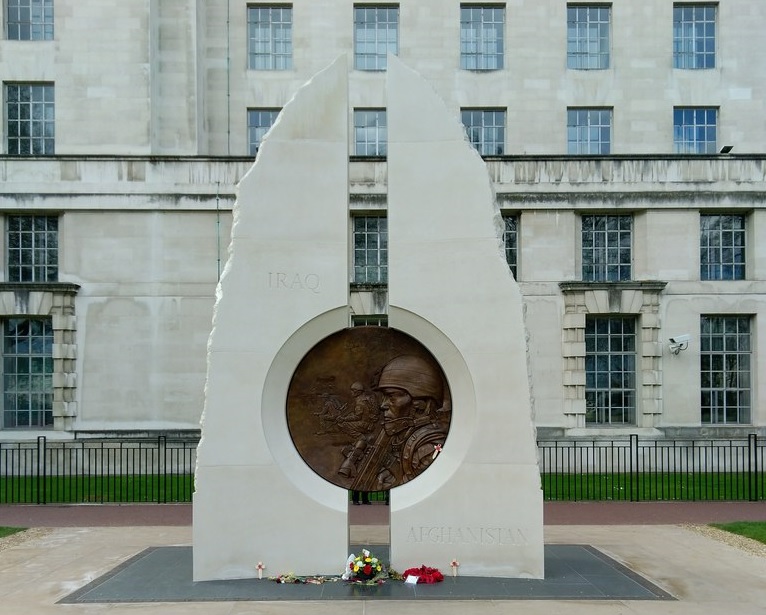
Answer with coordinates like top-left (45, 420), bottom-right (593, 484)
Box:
top-left (566, 4), bottom-right (610, 69)
top-left (700, 316), bottom-right (751, 424)
top-left (354, 5), bottom-right (398, 71)
top-left (6, 83), bottom-right (54, 156)
top-left (247, 108), bottom-right (279, 155)
top-left (352, 315), bottom-right (388, 327)
top-left (461, 108), bottom-right (505, 155)
top-left (567, 108), bottom-right (612, 154)
top-left (354, 109), bottom-right (387, 156)
top-left (673, 107), bottom-right (717, 154)
top-left (673, 4), bottom-right (716, 69)
top-left (581, 215), bottom-right (631, 282)
top-left (460, 4), bottom-right (504, 70)
top-left (503, 215), bottom-right (518, 279)
top-left (6, 0), bottom-right (53, 40)
top-left (353, 216), bottom-right (387, 284)
top-left (7, 215), bottom-right (58, 282)
top-left (700, 214), bottom-right (745, 281)
top-left (585, 316), bottom-right (636, 424)
top-left (3, 318), bottom-right (53, 428)
top-left (247, 5), bottom-right (292, 70)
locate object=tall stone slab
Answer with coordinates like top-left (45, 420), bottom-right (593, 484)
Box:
top-left (193, 58), bottom-right (349, 581)
top-left (386, 56), bottom-right (545, 578)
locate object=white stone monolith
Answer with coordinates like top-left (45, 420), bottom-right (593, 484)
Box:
top-left (193, 57), bottom-right (350, 581)
top-left (386, 56), bottom-right (545, 578)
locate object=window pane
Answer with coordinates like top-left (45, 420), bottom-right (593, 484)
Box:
top-left (567, 5), bottom-right (610, 70)
top-left (461, 108), bottom-right (505, 155)
top-left (585, 316), bottom-right (636, 424)
top-left (354, 5), bottom-right (399, 70)
top-left (247, 5), bottom-right (293, 70)
top-left (247, 108), bottom-right (280, 155)
top-left (3, 317), bottom-right (54, 428)
top-left (6, 215), bottom-right (58, 282)
top-left (581, 215), bottom-right (632, 281)
top-left (700, 316), bottom-right (751, 424)
top-left (353, 109), bottom-right (387, 156)
top-left (352, 216), bottom-right (388, 284)
top-left (674, 106), bottom-right (717, 153)
top-left (5, 83), bottom-right (55, 156)
top-left (673, 3), bottom-right (716, 69)
top-left (700, 214), bottom-right (746, 280)
top-left (460, 4), bottom-right (505, 70)
top-left (7, 0), bottom-right (54, 40)
top-left (503, 215), bottom-right (518, 279)
top-left (567, 108), bottom-right (612, 154)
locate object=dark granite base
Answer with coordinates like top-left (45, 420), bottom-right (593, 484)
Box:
top-left (60, 544), bottom-right (674, 603)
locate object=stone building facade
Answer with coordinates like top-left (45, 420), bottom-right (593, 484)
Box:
top-left (0, 0), bottom-right (764, 440)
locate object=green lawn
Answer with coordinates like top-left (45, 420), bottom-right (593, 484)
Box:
top-left (0, 527), bottom-right (26, 539)
top-left (541, 472), bottom-right (764, 501)
top-left (711, 522), bottom-right (766, 545)
top-left (0, 474), bottom-right (194, 504)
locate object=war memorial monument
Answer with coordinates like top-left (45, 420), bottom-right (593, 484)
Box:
top-left (193, 56), bottom-right (544, 581)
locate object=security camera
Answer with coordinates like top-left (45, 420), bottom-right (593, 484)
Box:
top-left (668, 334), bottom-right (690, 345)
top-left (668, 334), bottom-right (691, 355)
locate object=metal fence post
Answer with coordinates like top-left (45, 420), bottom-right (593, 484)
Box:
top-left (748, 433), bottom-right (758, 502)
top-left (158, 435), bottom-right (167, 504)
top-left (630, 434), bottom-right (638, 502)
top-left (36, 436), bottom-right (46, 505)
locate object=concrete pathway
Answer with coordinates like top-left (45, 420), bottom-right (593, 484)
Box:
top-left (1, 503), bottom-right (765, 614)
top-left (1, 523), bottom-right (766, 614)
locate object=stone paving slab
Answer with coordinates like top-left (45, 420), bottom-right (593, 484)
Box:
top-left (58, 544), bottom-right (672, 603)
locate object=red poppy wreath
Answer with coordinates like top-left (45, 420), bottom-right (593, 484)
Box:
top-left (402, 565), bottom-right (444, 583)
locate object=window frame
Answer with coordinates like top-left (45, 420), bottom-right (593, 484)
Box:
top-left (247, 4), bottom-right (293, 71)
top-left (2, 317), bottom-right (54, 429)
top-left (353, 108), bottom-right (387, 157)
top-left (461, 108), bottom-right (506, 156)
top-left (673, 106), bottom-right (718, 154)
top-left (673, 3), bottom-right (716, 69)
top-left (700, 214), bottom-right (746, 281)
top-left (459, 4), bottom-right (505, 71)
top-left (352, 315), bottom-right (388, 327)
top-left (6, 0), bottom-right (54, 41)
top-left (502, 214), bottom-right (518, 279)
top-left (352, 215), bottom-right (388, 285)
top-left (566, 4), bottom-right (611, 70)
top-left (6, 214), bottom-right (58, 283)
top-left (247, 108), bottom-right (280, 156)
top-left (353, 4), bottom-right (399, 71)
top-left (5, 82), bottom-right (55, 156)
top-left (567, 107), bottom-right (612, 154)
top-left (585, 316), bottom-right (637, 425)
top-left (581, 214), bottom-right (632, 282)
top-left (700, 315), bottom-right (751, 425)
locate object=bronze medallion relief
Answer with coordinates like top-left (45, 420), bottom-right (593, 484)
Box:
top-left (286, 327), bottom-right (452, 492)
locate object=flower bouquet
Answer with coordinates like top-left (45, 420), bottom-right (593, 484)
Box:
top-left (344, 549), bottom-right (385, 584)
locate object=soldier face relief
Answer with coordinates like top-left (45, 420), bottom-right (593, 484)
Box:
top-left (286, 327), bottom-right (451, 492)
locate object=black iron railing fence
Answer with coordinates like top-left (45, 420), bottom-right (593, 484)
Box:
top-left (538, 434), bottom-right (763, 501)
top-left (0, 434), bottom-right (762, 504)
top-left (0, 436), bottom-right (196, 504)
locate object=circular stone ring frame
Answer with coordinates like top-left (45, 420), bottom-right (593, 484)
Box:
top-left (261, 307), bottom-right (476, 511)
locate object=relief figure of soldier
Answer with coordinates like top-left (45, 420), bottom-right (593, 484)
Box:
top-left (287, 328), bottom-right (451, 493)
